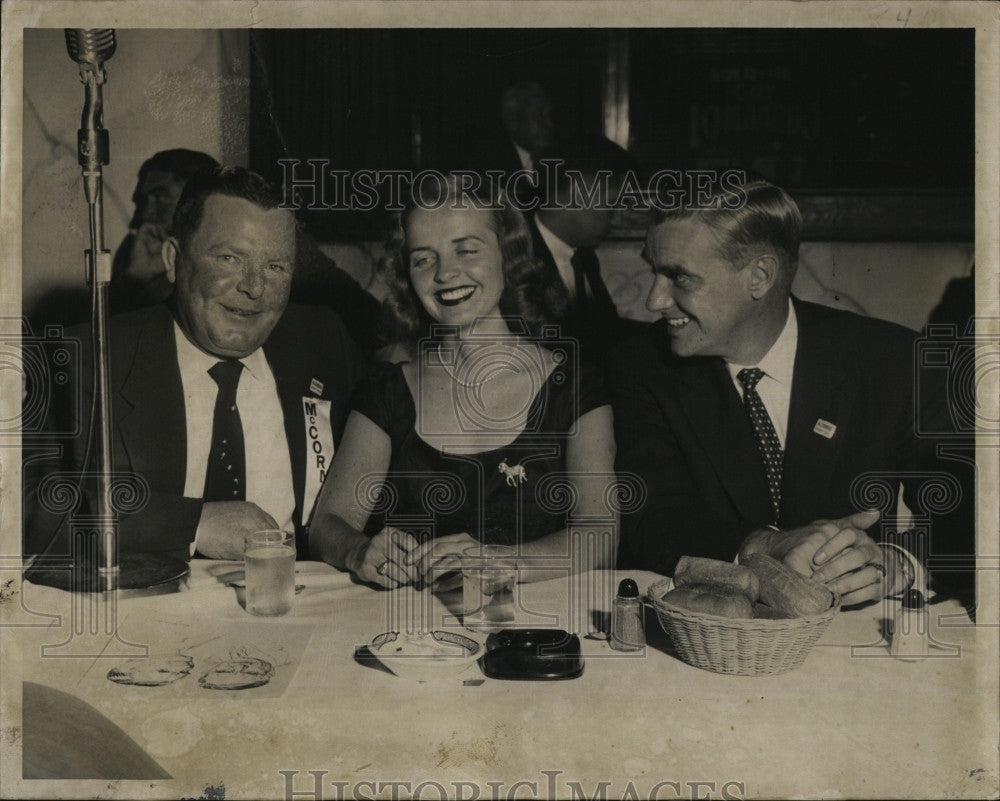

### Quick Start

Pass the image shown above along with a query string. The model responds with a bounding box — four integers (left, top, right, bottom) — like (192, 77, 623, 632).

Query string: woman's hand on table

(352, 526, 421, 588)
(404, 532, 478, 586)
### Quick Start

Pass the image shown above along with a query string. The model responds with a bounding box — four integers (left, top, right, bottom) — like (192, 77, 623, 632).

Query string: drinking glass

(244, 530, 295, 616)
(462, 544, 517, 631)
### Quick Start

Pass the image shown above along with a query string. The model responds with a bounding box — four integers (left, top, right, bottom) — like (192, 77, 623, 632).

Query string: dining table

(2, 559, 996, 800)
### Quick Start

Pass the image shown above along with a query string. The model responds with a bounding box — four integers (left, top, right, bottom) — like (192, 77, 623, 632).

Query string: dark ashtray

(480, 629, 584, 680)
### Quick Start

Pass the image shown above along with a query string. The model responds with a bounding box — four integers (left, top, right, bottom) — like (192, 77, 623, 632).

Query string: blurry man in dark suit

(445, 81, 555, 208)
(499, 81, 555, 172)
(110, 149, 219, 313)
(460, 81, 554, 176)
(531, 135, 638, 363)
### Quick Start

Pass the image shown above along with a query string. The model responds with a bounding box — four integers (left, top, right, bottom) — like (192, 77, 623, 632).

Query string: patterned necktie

(204, 360, 246, 502)
(737, 367, 782, 524)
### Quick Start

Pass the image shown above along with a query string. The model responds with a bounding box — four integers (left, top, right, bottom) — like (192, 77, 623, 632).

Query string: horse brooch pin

(498, 459, 527, 487)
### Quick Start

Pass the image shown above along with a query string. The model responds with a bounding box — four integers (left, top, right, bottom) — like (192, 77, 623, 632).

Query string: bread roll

(661, 584, 754, 618)
(746, 553, 834, 617)
(674, 555, 760, 601)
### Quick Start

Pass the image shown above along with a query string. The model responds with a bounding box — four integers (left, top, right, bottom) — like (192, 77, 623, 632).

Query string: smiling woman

(308, 178, 618, 589)
(379, 178, 568, 348)
(404, 205, 508, 336)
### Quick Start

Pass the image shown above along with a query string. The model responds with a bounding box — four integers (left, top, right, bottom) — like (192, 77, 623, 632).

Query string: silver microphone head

(64, 29, 116, 70)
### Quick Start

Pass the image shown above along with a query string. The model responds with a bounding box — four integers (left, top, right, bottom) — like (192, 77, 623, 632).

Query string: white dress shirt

(174, 323, 295, 541)
(512, 140, 533, 171)
(726, 299, 798, 448)
(535, 216, 580, 298)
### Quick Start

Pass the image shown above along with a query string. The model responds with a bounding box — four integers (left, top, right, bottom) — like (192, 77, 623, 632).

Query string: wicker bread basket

(647, 578, 840, 676)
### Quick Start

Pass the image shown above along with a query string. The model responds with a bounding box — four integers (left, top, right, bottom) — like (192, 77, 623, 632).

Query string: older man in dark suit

(106, 149, 381, 357)
(26, 166, 364, 562)
(611, 180, 973, 605)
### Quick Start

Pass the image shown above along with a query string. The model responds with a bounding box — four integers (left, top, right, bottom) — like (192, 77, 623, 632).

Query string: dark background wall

(247, 28, 974, 241)
(22, 27, 975, 332)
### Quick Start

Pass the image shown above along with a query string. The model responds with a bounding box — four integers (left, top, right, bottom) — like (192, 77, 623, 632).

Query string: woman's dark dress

(353, 358, 608, 545)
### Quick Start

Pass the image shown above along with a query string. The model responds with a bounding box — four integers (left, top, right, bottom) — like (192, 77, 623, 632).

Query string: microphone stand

(72, 38, 117, 593)
(27, 32, 188, 644)
(38, 31, 189, 603)
(24, 32, 142, 658)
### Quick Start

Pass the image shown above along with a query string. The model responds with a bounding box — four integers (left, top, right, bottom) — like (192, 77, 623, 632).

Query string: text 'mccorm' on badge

(302, 396, 334, 519)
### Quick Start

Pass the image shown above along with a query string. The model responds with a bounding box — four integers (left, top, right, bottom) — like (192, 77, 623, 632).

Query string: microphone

(64, 29, 116, 195)
(64, 29, 116, 74)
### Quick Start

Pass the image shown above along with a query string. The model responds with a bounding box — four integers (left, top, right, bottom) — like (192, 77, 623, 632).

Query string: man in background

(110, 148, 219, 313)
(531, 135, 638, 364)
(448, 81, 555, 207)
(465, 80, 555, 175)
(499, 81, 555, 173)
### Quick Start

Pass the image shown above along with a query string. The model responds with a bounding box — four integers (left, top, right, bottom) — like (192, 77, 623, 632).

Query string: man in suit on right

(612, 180, 974, 606)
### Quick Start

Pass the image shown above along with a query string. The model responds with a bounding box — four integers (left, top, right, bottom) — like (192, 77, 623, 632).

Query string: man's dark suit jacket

(24, 302, 364, 560)
(528, 217, 625, 362)
(611, 297, 974, 595)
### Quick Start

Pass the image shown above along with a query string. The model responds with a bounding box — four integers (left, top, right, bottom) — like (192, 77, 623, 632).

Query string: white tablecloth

(2, 561, 996, 799)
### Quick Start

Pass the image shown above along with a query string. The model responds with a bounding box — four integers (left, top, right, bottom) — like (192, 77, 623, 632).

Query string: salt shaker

(890, 588, 929, 662)
(611, 578, 645, 652)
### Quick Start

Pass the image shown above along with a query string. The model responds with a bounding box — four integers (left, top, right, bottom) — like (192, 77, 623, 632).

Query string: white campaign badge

(813, 418, 837, 439)
(302, 397, 335, 522)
